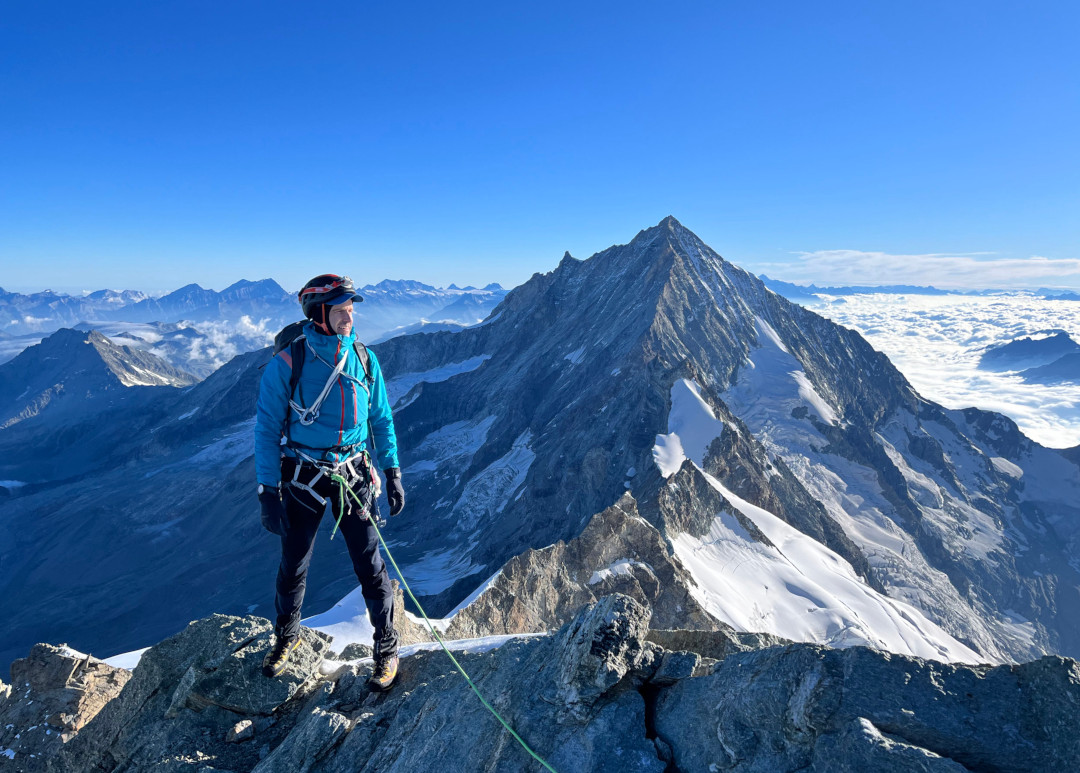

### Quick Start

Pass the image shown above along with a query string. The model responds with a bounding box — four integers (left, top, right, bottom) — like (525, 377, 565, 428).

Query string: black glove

(259, 486, 288, 536)
(384, 468, 405, 516)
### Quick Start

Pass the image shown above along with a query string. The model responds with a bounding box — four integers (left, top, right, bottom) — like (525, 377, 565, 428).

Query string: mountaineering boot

(263, 635, 300, 677)
(369, 654, 399, 692)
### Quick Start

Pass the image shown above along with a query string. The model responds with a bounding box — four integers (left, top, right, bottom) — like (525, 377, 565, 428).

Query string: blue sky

(2, 1, 1077, 294)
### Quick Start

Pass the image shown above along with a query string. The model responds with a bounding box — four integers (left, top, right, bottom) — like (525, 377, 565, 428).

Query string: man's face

(328, 301, 354, 336)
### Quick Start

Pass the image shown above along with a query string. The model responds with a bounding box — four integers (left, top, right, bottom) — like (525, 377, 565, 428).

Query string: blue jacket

(254, 322, 400, 486)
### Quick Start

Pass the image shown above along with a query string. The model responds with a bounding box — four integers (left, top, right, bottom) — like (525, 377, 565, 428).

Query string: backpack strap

(288, 336, 307, 402)
(354, 338, 375, 399)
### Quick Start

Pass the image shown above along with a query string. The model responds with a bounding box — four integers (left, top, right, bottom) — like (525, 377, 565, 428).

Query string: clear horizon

(2, 2, 1077, 293)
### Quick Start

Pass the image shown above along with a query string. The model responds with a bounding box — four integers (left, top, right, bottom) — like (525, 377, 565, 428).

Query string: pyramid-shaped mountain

(375, 217, 1080, 663)
(377, 217, 896, 590)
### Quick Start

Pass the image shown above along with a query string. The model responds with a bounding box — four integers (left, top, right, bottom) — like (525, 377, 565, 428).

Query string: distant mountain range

(0, 279, 508, 375)
(760, 276, 1080, 302)
(979, 331, 1080, 384)
(0, 278, 506, 337)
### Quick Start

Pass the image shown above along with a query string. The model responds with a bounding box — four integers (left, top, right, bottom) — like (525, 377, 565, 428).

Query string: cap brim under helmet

(324, 291, 364, 305)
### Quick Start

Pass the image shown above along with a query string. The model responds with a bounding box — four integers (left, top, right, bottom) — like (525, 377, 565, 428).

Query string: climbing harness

(330, 474, 560, 773)
(284, 448, 382, 538)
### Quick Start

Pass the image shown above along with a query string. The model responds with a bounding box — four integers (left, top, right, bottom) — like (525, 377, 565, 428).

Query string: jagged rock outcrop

(50, 615, 331, 773)
(443, 492, 719, 639)
(655, 644, 1080, 772)
(0, 645, 129, 763)
(1, 596, 1075, 772)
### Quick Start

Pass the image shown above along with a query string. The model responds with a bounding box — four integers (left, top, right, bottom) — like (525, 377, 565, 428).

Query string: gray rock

(12, 597, 1079, 773)
(550, 594, 653, 710)
(250, 706, 350, 773)
(653, 643, 1080, 773)
(307, 593, 668, 773)
(0, 643, 129, 770)
(336, 643, 373, 661)
(444, 493, 720, 640)
(646, 627, 792, 662)
(649, 650, 699, 686)
(813, 718, 971, 772)
(226, 720, 254, 744)
(51, 615, 331, 773)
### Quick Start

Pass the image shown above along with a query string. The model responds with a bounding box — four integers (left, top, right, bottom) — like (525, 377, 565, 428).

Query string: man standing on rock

(254, 274, 405, 690)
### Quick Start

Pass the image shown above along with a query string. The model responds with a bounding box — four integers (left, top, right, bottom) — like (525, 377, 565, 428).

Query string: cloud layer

(807, 294, 1080, 448)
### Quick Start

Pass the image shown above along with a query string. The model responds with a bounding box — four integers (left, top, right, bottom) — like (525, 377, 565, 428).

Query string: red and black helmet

(298, 274, 363, 334)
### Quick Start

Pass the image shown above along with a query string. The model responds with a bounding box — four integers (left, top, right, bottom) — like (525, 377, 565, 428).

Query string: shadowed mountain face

(0, 329, 198, 482)
(2, 218, 1078, 671)
(979, 331, 1080, 372)
(0, 328, 196, 425)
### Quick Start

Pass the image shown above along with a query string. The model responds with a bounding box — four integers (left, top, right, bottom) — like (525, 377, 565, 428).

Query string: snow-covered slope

(652, 375, 981, 662)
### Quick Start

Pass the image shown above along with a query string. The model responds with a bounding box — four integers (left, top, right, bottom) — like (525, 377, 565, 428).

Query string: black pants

(274, 459, 399, 658)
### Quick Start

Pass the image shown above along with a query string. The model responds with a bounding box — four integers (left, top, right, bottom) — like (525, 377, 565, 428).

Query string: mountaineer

(254, 273, 405, 690)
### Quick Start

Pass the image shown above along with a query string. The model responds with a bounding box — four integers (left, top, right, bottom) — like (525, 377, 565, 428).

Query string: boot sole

(368, 675, 397, 692)
(368, 666, 398, 692)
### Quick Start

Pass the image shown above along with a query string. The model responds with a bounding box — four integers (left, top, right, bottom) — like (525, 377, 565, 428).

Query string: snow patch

(449, 431, 535, 530)
(187, 418, 255, 468)
(104, 647, 149, 670)
(387, 355, 491, 408)
(721, 317, 839, 428)
(653, 379, 725, 477)
(588, 558, 654, 586)
(403, 546, 484, 596)
(469, 311, 502, 328)
(671, 469, 983, 663)
(564, 346, 586, 365)
(990, 456, 1024, 479)
(408, 415, 496, 475)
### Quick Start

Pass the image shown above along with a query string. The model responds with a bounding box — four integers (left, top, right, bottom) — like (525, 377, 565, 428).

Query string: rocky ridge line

(1, 595, 1077, 772)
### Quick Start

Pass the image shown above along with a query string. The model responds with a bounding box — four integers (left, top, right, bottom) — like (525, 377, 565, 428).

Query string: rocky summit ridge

(2, 594, 1078, 772)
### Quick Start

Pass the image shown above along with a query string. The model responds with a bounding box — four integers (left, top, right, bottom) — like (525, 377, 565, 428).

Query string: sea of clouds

(805, 293, 1080, 449)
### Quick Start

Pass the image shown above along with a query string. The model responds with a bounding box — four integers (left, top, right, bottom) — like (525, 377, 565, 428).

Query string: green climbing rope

(329, 473, 560, 773)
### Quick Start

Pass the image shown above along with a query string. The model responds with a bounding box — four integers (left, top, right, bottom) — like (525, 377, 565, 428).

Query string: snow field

(654, 375, 986, 663)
